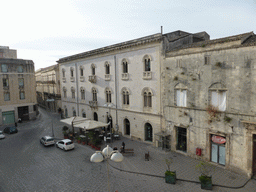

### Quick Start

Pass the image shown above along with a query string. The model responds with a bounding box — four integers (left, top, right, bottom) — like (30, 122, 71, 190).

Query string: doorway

(176, 127, 187, 152)
(145, 123, 153, 142)
(124, 118, 130, 135)
(93, 112, 98, 121)
(253, 135, 256, 175)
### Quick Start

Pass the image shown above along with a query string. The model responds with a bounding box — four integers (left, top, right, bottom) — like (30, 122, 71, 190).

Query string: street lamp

(90, 145, 124, 192)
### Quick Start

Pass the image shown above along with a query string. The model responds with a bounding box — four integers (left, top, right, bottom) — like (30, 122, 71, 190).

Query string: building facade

(57, 31, 208, 145)
(0, 46, 37, 126)
(163, 32, 256, 177)
(35, 64, 61, 112)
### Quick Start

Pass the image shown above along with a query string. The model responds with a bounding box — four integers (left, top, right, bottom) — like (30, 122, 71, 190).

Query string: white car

(40, 136, 55, 146)
(56, 139, 74, 151)
(0, 131, 5, 139)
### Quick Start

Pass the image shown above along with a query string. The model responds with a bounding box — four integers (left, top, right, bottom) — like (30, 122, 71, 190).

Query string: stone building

(57, 30, 208, 145)
(35, 64, 61, 112)
(163, 32, 256, 177)
(0, 46, 37, 126)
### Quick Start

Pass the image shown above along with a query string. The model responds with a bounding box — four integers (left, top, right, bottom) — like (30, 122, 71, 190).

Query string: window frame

(4, 91, 10, 101)
(20, 91, 25, 100)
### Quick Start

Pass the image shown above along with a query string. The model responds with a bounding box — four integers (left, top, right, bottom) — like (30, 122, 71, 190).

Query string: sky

(1, 0, 256, 70)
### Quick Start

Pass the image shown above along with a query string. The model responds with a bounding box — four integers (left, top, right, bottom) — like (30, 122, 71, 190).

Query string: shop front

(211, 135, 226, 165)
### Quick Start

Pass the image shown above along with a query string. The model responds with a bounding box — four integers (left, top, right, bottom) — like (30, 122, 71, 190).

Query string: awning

(74, 120, 109, 130)
(60, 117, 89, 125)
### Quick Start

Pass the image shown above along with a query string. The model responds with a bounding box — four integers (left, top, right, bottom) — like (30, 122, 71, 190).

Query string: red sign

(212, 135, 226, 144)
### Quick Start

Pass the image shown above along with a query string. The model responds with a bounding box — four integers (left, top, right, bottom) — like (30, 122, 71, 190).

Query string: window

(20, 91, 25, 100)
(73, 109, 76, 117)
(17, 66, 23, 73)
(91, 64, 96, 75)
(70, 68, 74, 77)
(1, 64, 8, 72)
(80, 67, 84, 76)
(122, 88, 130, 105)
(18, 78, 24, 88)
(205, 56, 210, 65)
(145, 58, 151, 71)
(71, 87, 75, 99)
(3, 78, 8, 88)
(92, 88, 97, 101)
(122, 59, 128, 73)
(105, 88, 111, 103)
(80, 87, 85, 100)
(4, 92, 10, 101)
(142, 88, 153, 107)
(105, 62, 110, 75)
(63, 87, 67, 98)
(211, 90, 226, 111)
(82, 111, 86, 118)
(62, 69, 65, 77)
(176, 90, 187, 107)
(177, 59, 182, 68)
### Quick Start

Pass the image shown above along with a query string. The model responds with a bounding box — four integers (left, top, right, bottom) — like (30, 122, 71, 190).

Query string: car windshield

(10, 127, 16, 131)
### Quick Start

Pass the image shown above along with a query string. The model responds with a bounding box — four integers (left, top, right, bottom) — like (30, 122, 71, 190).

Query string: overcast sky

(1, 0, 256, 70)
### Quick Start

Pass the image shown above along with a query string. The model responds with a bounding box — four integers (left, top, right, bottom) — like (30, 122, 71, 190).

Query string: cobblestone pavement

(0, 107, 256, 192)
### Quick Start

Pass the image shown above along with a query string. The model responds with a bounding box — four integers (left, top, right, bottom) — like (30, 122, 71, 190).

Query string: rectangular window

(3, 78, 8, 87)
(81, 91, 85, 100)
(80, 68, 83, 76)
(64, 91, 67, 98)
(18, 66, 23, 73)
(72, 91, 75, 99)
(177, 59, 182, 68)
(18, 78, 24, 88)
(4, 92, 10, 101)
(1, 64, 8, 72)
(176, 90, 187, 107)
(20, 91, 25, 100)
(211, 91, 226, 111)
(205, 56, 210, 65)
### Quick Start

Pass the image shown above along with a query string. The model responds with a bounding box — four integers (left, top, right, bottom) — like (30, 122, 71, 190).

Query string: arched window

(94, 112, 98, 121)
(63, 87, 67, 98)
(91, 64, 96, 75)
(62, 69, 66, 78)
(71, 87, 75, 99)
(105, 62, 110, 75)
(142, 88, 153, 107)
(80, 87, 85, 100)
(82, 110, 86, 118)
(80, 66, 84, 77)
(92, 87, 97, 101)
(105, 87, 112, 103)
(122, 59, 128, 73)
(72, 108, 76, 117)
(70, 67, 74, 77)
(145, 123, 153, 142)
(121, 87, 130, 105)
(143, 55, 152, 72)
(64, 106, 68, 117)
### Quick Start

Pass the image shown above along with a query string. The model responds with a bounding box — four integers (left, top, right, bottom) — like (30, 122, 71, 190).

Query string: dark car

(3, 126, 18, 134)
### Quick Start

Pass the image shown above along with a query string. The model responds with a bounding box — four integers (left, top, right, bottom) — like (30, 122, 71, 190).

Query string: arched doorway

(93, 112, 98, 121)
(145, 123, 153, 142)
(124, 118, 130, 135)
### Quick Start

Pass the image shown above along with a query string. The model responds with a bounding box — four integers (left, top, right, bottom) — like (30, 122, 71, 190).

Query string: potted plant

(81, 137, 86, 145)
(195, 161, 214, 190)
(76, 137, 81, 144)
(62, 126, 69, 139)
(164, 158, 176, 184)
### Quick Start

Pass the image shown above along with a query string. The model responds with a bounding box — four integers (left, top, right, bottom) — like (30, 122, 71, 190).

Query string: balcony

(62, 77, 66, 82)
(105, 74, 111, 81)
(70, 77, 75, 82)
(121, 73, 129, 80)
(80, 76, 85, 82)
(89, 101, 98, 108)
(142, 71, 152, 80)
(89, 75, 97, 83)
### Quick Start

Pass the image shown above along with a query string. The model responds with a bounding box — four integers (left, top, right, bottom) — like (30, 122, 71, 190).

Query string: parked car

(0, 131, 5, 139)
(40, 136, 55, 146)
(3, 126, 18, 134)
(56, 139, 74, 151)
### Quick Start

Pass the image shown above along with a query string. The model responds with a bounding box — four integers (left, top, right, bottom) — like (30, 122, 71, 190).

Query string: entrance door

(253, 135, 256, 175)
(211, 143, 218, 163)
(145, 123, 153, 142)
(211, 143, 226, 165)
(124, 118, 130, 135)
(93, 112, 98, 121)
(176, 127, 187, 152)
(2, 111, 15, 125)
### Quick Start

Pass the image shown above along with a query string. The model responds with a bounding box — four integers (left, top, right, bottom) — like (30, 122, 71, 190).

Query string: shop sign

(212, 135, 226, 144)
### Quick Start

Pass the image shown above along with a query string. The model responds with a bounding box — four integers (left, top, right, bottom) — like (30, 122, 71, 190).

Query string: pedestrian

(122, 141, 125, 153)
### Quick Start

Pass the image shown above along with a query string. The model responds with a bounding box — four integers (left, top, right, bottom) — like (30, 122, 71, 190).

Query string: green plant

(165, 158, 173, 171)
(224, 115, 232, 123)
(206, 105, 220, 123)
(76, 137, 81, 141)
(173, 76, 178, 81)
(62, 126, 69, 132)
(201, 44, 206, 47)
(199, 175, 211, 183)
(181, 72, 185, 75)
(165, 170, 176, 176)
(195, 161, 214, 177)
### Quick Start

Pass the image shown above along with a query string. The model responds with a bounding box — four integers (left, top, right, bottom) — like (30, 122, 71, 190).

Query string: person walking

(122, 142, 125, 153)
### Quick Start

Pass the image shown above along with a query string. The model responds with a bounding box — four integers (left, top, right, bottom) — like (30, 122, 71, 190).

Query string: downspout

(75, 63, 79, 116)
(114, 55, 118, 132)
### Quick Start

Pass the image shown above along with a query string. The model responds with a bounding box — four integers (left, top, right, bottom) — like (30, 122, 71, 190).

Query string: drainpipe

(75, 63, 79, 116)
(114, 55, 118, 132)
